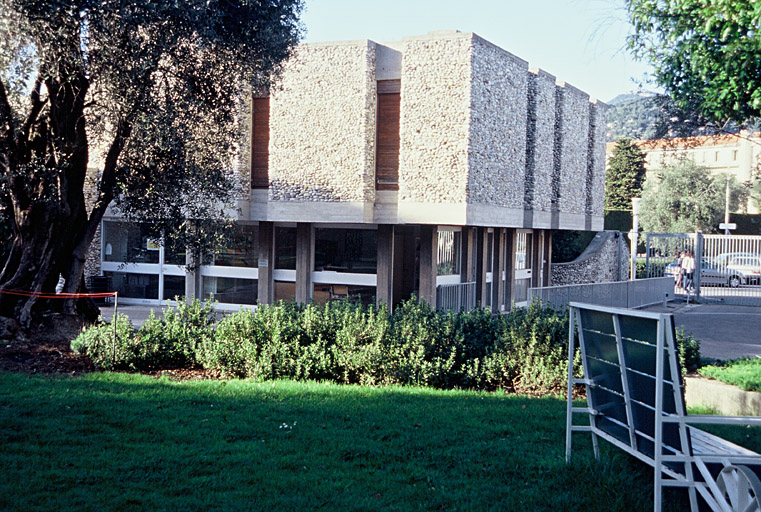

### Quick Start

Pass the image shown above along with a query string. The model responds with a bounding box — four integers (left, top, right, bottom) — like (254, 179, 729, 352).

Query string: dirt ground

(0, 314, 215, 380)
(0, 314, 94, 374)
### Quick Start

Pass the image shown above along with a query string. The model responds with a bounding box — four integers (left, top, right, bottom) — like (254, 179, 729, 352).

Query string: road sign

(719, 223, 737, 230)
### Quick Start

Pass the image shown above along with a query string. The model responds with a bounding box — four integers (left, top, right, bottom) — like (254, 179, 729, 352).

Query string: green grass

(698, 357, 761, 391)
(1, 372, 750, 511)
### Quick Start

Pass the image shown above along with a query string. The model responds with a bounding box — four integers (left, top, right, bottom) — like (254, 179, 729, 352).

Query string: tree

(639, 160, 747, 234)
(605, 138, 646, 210)
(626, 0, 761, 126)
(0, 1, 303, 327)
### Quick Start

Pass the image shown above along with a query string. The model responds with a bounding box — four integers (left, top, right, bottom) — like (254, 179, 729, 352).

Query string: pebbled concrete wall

(551, 230, 629, 285)
(268, 41, 377, 203)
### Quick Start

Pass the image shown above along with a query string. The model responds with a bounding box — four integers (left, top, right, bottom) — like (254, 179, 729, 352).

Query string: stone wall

(467, 35, 527, 209)
(253, 30, 607, 230)
(525, 68, 556, 215)
(554, 83, 590, 219)
(551, 230, 629, 286)
(268, 41, 377, 203)
(398, 32, 471, 204)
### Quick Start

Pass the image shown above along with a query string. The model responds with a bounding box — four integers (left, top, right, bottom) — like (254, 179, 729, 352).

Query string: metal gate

(644, 232, 761, 306)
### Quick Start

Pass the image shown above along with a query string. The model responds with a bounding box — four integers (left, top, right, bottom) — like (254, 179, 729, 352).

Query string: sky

(300, 0, 657, 103)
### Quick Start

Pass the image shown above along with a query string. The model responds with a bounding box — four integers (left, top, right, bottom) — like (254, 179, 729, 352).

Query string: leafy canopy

(626, 0, 761, 125)
(605, 137, 646, 210)
(639, 159, 747, 233)
(0, 0, 303, 256)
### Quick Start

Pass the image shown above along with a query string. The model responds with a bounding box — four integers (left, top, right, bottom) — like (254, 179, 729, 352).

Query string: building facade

(606, 132, 761, 214)
(97, 30, 607, 312)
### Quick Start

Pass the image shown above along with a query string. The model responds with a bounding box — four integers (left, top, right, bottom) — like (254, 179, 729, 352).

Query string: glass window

(211, 225, 258, 267)
(436, 230, 461, 276)
(275, 227, 296, 269)
(103, 221, 159, 264)
(203, 277, 258, 305)
(163, 276, 186, 301)
(105, 271, 159, 299)
(165, 241, 187, 266)
(314, 229, 377, 274)
(515, 232, 532, 270)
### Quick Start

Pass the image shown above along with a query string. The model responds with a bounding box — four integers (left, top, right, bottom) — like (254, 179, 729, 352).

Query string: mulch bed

(0, 314, 216, 380)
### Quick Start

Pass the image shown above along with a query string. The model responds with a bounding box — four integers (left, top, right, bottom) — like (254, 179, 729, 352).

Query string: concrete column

(419, 225, 437, 308)
(257, 221, 275, 305)
(475, 228, 487, 307)
(504, 229, 517, 309)
(462, 227, 474, 283)
(295, 222, 313, 304)
(531, 230, 543, 288)
(376, 224, 394, 310)
(543, 230, 552, 287)
(491, 228, 506, 312)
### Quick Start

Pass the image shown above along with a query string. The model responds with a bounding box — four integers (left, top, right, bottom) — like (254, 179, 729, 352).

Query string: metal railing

(436, 281, 477, 312)
(528, 277, 674, 311)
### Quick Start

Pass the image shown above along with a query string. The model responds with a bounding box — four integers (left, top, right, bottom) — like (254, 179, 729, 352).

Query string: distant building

(606, 132, 761, 213)
(94, 30, 607, 311)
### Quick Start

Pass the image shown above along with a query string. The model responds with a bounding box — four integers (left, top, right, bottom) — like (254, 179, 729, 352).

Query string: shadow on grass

(0, 372, 688, 511)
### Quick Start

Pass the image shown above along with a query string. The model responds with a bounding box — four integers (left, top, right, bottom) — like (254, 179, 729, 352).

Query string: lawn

(699, 357, 761, 391)
(1, 372, 755, 511)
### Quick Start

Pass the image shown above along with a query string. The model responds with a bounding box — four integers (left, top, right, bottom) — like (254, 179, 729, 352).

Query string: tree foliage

(605, 138, 646, 210)
(639, 160, 747, 234)
(626, 0, 761, 126)
(0, 0, 303, 326)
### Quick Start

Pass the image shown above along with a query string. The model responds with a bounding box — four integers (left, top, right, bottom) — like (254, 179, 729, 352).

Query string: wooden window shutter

(251, 97, 270, 189)
(376, 80, 400, 190)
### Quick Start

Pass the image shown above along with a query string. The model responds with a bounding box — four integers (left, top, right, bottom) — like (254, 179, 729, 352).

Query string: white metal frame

(566, 302, 761, 512)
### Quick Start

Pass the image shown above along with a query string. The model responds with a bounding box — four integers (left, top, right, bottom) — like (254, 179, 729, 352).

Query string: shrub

(481, 300, 571, 394)
(153, 297, 217, 366)
(71, 313, 136, 370)
(676, 328, 701, 374)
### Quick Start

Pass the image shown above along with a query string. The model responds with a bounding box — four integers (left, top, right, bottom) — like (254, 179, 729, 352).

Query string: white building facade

(97, 30, 607, 311)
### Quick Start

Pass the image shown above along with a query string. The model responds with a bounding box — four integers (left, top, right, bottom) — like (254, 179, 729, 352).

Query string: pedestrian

(682, 251, 696, 292)
(675, 251, 685, 289)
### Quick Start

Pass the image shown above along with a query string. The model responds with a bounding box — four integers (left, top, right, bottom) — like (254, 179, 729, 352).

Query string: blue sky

(300, 0, 656, 103)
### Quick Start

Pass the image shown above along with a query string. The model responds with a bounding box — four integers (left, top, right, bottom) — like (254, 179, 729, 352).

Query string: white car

(726, 256, 761, 285)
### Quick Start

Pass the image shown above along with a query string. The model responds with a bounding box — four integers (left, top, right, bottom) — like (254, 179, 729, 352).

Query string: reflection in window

(210, 225, 258, 267)
(515, 232, 532, 270)
(105, 271, 159, 299)
(103, 222, 159, 264)
(275, 227, 296, 269)
(437, 230, 461, 276)
(312, 283, 376, 306)
(163, 276, 186, 300)
(203, 277, 257, 305)
(314, 229, 377, 274)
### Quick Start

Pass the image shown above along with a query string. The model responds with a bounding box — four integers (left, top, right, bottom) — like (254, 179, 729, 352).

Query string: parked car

(726, 255, 761, 285)
(665, 258, 745, 288)
(715, 252, 761, 266)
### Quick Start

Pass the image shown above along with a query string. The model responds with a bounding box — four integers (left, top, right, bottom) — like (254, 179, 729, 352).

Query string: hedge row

(71, 298, 700, 394)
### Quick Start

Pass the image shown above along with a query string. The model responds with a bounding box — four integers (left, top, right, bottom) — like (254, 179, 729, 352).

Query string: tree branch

(19, 75, 47, 151)
(0, 79, 14, 151)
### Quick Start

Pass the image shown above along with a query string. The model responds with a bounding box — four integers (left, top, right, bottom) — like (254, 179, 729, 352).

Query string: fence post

(112, 291, 118, 367)
(694, 230, 703, 300)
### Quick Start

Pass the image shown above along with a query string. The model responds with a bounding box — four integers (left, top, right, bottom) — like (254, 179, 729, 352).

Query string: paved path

(641, 302, 761, 361)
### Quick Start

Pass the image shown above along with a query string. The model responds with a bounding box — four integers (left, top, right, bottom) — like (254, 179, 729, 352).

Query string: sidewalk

(641, 301, 761, 360)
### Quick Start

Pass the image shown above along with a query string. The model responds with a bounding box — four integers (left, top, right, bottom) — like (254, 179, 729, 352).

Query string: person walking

(675, 251, 685, 289)
(681, 251, 696, 292)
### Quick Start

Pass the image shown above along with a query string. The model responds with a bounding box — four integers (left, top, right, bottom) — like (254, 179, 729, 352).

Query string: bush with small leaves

(71, 313, 136, 370)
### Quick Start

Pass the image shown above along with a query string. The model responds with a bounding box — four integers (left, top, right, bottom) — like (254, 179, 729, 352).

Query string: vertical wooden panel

(251, 97, 270, 189)
(376, 92, 400, 190)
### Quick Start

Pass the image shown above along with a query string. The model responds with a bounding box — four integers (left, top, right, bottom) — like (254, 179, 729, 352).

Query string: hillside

(605, 92, 661, 141)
